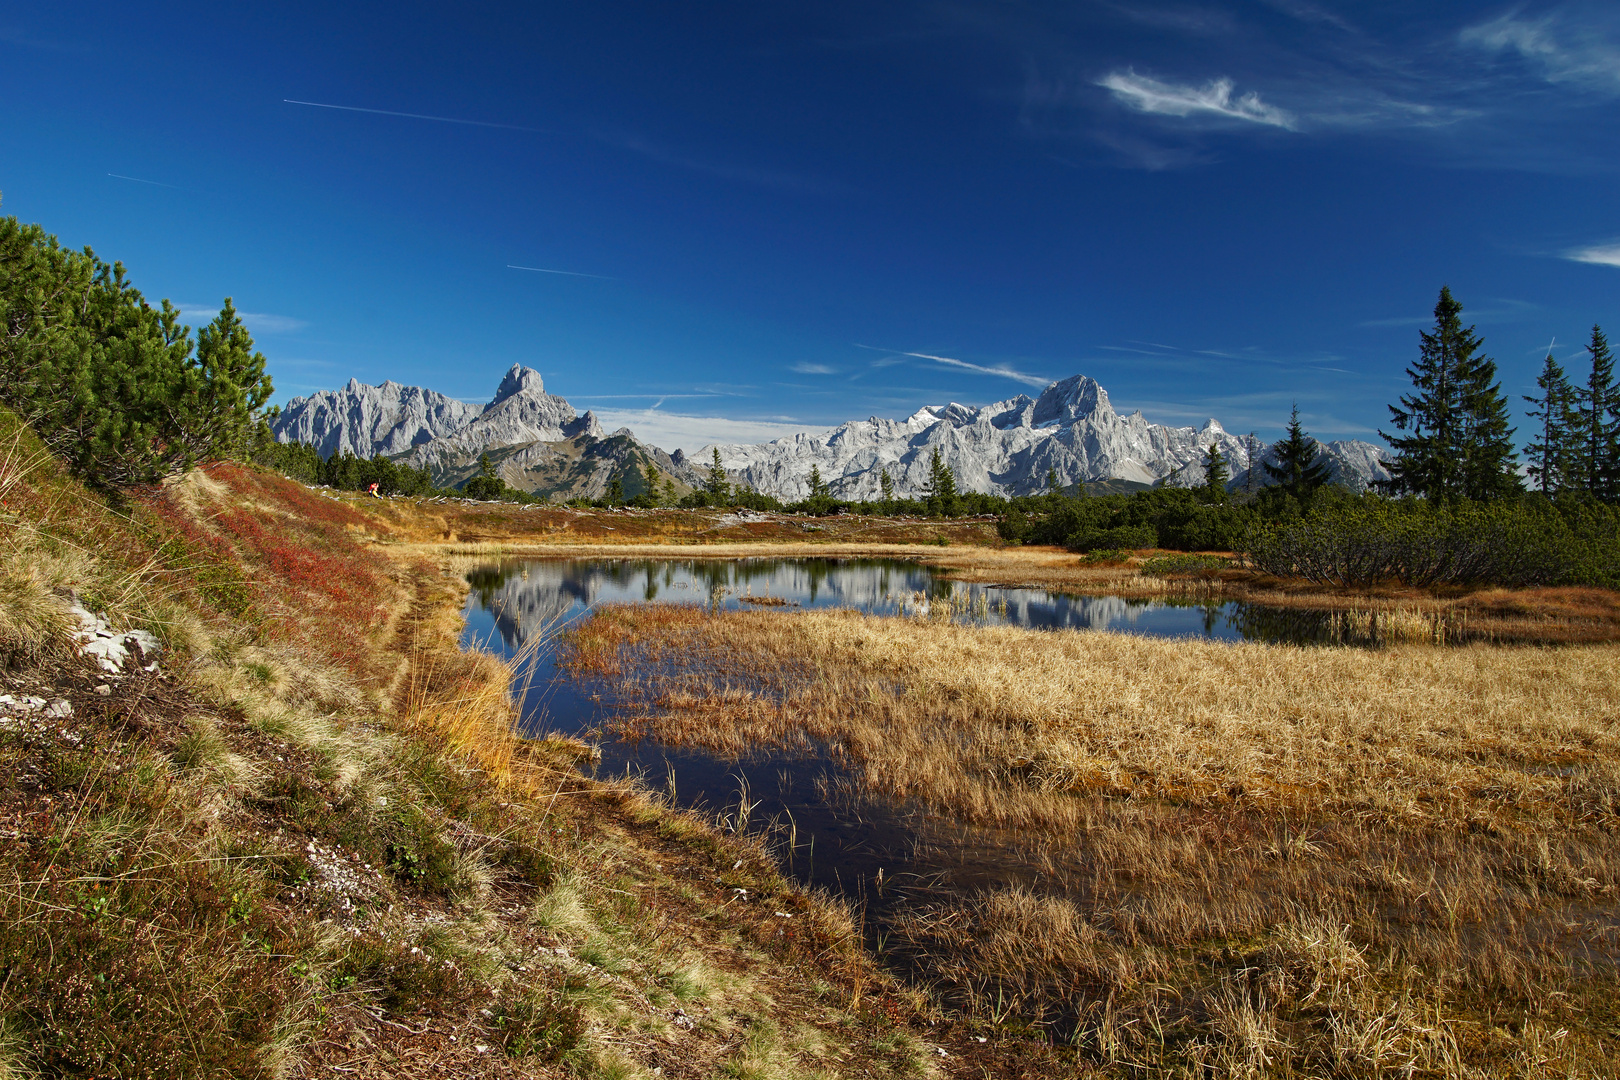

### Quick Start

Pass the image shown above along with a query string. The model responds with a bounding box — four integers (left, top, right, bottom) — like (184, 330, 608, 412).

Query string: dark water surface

(458, 557, 1396, 915)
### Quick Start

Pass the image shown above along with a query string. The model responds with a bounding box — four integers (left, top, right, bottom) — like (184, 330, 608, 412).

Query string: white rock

(67, 605, 163, 673)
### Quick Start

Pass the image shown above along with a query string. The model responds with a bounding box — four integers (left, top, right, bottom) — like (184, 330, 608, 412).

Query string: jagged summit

(273, 367, 1389, 502)
(272, 379, 482, 459)
(490, 364, 545, 404)
(1031, 374, 1109, 428)
(270, 367, 688, 500)
(708, 374, 1390, 500)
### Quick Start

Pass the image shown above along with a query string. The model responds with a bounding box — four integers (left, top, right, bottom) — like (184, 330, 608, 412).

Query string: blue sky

(3, 1, 1618, 453)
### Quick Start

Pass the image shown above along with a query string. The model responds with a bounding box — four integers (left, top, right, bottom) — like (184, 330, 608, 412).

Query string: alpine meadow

(5, 2, 1620, 1078)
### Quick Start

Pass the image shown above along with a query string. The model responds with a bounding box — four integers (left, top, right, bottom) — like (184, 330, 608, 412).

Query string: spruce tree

(1574, 325, 1619, 500)
(1523, 350, 1577, 496)
(1381, 287, 1519, 502)
(606, 474, 624, 504)
(924, 447, 958, 516)
(1202, 441, 1229, 499)
(808, 464, 828, 500)
(1456, 333, 1521, 501)
(1263, 405, 1331, 497)
(706, 447, 729, 503)
(878, 468, 894, 504)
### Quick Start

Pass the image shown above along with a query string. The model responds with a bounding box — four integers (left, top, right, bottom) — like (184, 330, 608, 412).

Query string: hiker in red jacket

(367, 482, 381, 498)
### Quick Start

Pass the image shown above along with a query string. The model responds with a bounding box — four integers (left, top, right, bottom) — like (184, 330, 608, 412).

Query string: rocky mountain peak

(490, 365, 545, 406)
(1031, 374, 1110, 428)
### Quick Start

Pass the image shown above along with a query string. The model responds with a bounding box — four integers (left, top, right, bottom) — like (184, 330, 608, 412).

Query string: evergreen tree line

(251, 440, 443, 496)
(1, 214, 273, 486)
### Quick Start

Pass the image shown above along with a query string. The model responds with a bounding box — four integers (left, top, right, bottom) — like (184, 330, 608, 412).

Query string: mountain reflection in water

(460, 557, 1446, 929)
(463, 556, 1272, 650)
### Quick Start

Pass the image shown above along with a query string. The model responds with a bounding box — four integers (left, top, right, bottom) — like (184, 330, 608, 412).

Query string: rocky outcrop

(706, 374, 1389, 499)
(270, 379, 482, 459)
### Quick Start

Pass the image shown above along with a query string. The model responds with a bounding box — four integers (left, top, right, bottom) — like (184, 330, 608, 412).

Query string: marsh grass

(564, 603, 1620, 1074)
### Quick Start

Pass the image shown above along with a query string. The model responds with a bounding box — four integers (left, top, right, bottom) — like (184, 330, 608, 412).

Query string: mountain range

(270, 368, 1391, 499)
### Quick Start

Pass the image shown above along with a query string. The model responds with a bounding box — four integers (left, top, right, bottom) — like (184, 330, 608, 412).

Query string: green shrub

(1, 217, 272, 487)
(1142, 553, 1231, 575)
(1242, 496, 1620, 588)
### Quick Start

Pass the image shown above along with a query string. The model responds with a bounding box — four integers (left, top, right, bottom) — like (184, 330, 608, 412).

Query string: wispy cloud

(1565, 241, 1620, 267)
(1257, 0, 1356, 33)
(178, 306, 308, 334)
(1098, 69, 1297, 128)
(508, 264, 616, 280)
(855, 345, 1051, 388)
(791, 362, 837, 375)
(1460, 10, 1620, 93)
(587, 408, 824, 455)
(284, 98, 541, 131)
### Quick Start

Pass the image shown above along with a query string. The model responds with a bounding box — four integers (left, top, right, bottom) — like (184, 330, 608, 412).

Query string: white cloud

(588, 408, 825, 455)
(856, 345, 1051, 388)
(179, 307, 308, 334)
(791, 362, 837, 375)
(1460, 12, 1620, 92)
(1098, 69, 1297, 129)
(1566, 242, 1620, 267)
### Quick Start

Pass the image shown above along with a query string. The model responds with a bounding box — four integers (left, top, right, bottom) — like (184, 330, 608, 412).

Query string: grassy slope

(0, 415, 963, 1080)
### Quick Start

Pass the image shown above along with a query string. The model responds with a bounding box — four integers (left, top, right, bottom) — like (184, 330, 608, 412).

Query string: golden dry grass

(565, 603, 1620, 1075)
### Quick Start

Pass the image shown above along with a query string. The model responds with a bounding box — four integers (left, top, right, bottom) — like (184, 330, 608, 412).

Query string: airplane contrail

(508, 264, 616, 280)
(284, 99, 540, 132)
(107, 173, 184, 189)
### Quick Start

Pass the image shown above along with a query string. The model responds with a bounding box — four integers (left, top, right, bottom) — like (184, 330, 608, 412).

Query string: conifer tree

(924, 447, 958, 516)
(1574, 325, 1618, 500)
(607, 474, 624, 504)
(1046, 467, 1062, 495)
(1, 217, 274, 486)
(808, 464, 829, 500)
(1264, 405, 1331, 497)
(878, 467, 894, 504)
(1381, 287, 1519, 502)
(1202, 441, 1229, 499)
(176, 299, 273, 463)
(1523, 350, 1577, 496)
(1457, 333, 1521, 501)
(705, 447, 729, 503)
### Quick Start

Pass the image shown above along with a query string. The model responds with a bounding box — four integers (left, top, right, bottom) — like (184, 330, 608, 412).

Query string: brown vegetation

(565, 602, 1620, 1076)
(0, 417, 953, 1079)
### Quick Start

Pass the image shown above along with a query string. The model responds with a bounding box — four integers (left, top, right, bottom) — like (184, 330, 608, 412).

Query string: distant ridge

(706, 374, 1391, 499)
(270, 367, 696, 501)
(273, 368, 1390, 500)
